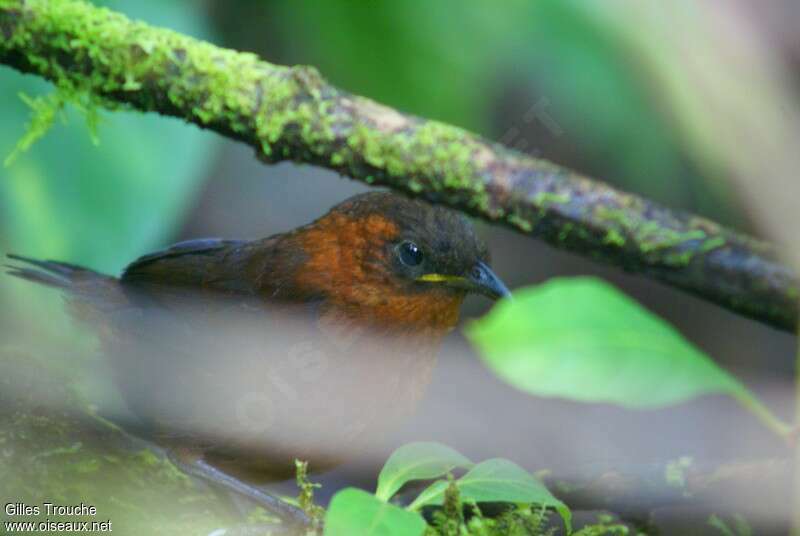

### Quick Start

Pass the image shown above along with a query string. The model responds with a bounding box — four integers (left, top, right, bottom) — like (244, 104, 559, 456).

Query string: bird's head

(286, 192, 510, 336)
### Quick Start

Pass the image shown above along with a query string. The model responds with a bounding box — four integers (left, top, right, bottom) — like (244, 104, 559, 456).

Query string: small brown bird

(7, 191, 509, 525)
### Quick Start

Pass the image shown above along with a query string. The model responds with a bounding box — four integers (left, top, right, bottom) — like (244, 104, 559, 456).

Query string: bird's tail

(5, 254, 102, 289)
(5, 254, 124, 320)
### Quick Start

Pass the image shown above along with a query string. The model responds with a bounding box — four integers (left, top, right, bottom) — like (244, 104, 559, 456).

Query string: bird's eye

(398, 241, 423, 266)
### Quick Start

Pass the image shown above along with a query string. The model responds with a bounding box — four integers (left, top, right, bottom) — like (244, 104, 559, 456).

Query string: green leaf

(468, 277, 747, 407)
(409, 458, 571, 532)
(375, 442, 473, 502)
(466, 277, 789, 436)
(325, 488, 426, 536)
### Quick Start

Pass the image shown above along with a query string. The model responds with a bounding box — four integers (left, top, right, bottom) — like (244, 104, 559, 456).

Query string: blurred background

(2, 1, 800, 533)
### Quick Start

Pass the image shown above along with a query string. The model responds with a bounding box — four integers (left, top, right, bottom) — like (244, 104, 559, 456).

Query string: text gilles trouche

(5, 503, 112, 532)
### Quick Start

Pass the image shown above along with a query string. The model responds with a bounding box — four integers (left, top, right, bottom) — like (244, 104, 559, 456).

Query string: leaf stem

(731, 390, 792, 439)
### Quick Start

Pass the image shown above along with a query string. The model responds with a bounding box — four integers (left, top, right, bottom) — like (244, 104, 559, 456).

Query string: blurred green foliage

(468, 278, 789, 436)
(467, 278, 745, 408)
(1, 0, 216, 270)
(0, 0, 219, 340)
(268, 0, 731, 216)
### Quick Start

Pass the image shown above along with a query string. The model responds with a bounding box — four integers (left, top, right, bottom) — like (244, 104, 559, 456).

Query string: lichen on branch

(0, 0, 797, 330)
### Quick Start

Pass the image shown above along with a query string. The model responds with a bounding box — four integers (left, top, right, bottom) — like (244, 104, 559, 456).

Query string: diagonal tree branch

(1, 0, 797, 331)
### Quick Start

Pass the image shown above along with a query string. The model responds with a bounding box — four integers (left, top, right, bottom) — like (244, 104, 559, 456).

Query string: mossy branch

(0, 0, 797, 331)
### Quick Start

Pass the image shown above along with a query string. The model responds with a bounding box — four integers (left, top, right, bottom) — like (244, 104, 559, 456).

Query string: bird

(6, 191, 510, 526)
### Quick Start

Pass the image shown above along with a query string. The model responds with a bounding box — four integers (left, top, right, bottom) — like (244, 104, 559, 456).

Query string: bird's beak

(416, 261, 511, 301)
(466, 261, 511, 300)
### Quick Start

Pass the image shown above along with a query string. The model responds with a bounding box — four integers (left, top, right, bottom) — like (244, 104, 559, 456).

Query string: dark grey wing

(120, 237, 262, 298)
(123, 238, 246, 275)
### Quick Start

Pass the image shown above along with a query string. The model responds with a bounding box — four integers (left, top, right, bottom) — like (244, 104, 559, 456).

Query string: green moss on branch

(0, 0, 797, 330)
